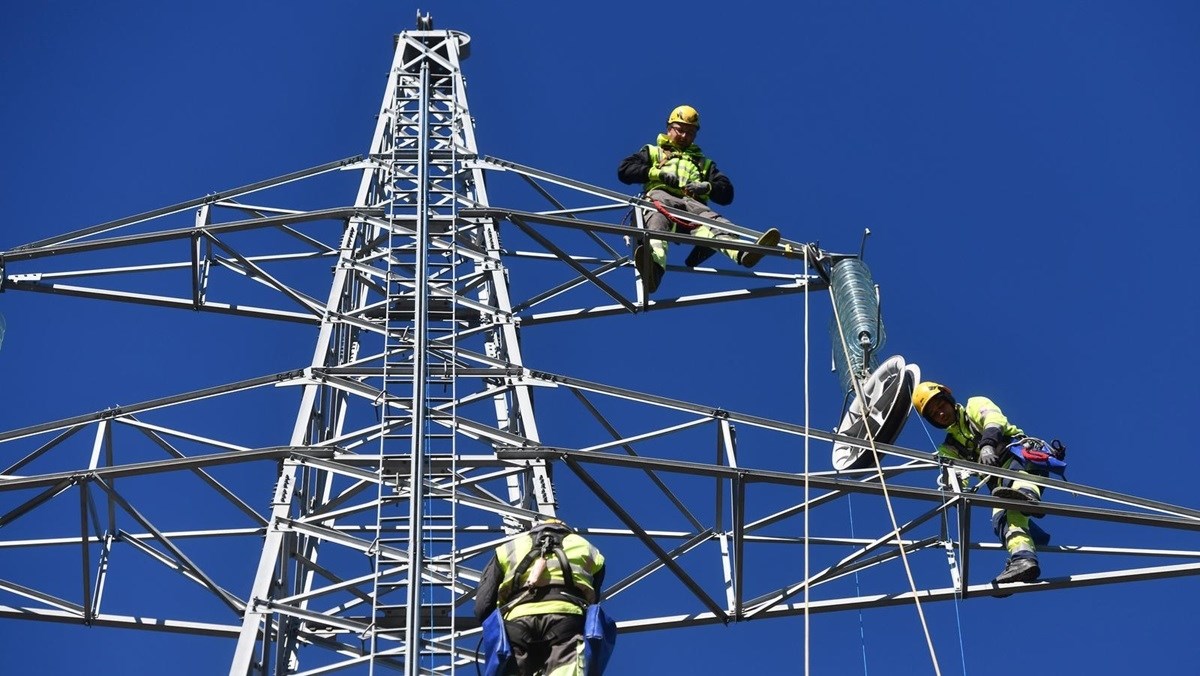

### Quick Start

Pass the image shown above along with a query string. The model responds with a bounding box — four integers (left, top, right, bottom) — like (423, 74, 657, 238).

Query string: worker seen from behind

(617, 104, 781, 294)
(475, 519, 607, 675)
(913, 381, 1055, 586)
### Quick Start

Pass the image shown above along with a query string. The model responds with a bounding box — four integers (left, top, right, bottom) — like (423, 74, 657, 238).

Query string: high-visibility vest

(644, 136, 714, 202)
(495, 524, 604, 619)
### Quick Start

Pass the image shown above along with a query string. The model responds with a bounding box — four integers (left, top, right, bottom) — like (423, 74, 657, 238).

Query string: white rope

(828, 266, 942, 676)
(803, 249, 811, 676)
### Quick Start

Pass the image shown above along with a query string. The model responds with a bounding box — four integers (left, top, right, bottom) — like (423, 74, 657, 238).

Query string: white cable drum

(832, 355, 920, 470)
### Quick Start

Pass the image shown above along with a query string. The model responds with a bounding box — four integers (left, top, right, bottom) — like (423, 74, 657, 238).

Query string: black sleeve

(705, 162, 734, 206)
(592, 563, 606, 602)
(474, 554, 501, 623)
(979, 426, 1003, 449)
(617, 147, 652, 185)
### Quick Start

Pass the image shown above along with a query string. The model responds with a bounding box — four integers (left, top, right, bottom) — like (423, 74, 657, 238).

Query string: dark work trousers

(642, 189, 739, 268)
(504, 612, 586, 676)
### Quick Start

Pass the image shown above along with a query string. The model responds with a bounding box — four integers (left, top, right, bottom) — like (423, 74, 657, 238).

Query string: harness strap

(520, 585, 587, 605)
(943, 434, 970, 458)
(651, 200, 700, 231)
(506, 526, 585, 610)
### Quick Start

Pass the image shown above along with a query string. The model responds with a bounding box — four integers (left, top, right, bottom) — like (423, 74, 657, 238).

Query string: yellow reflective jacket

(937, 396, 1024, 461)
(644, 135, 714, 202)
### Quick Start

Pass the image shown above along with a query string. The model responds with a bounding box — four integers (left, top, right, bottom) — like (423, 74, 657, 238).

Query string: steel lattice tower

(3, 20, 1200, 676)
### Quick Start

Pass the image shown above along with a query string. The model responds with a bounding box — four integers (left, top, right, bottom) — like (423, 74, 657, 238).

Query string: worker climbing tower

(4, 15, 1200, 676)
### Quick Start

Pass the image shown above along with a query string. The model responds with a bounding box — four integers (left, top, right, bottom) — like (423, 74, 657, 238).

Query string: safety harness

(651, 200, 701, 231)
(504, 523, 588, 610)
(646, 143, 713, 200)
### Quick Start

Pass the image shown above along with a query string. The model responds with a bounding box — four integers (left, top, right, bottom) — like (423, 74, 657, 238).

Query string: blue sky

(3, 2, 1200, 674)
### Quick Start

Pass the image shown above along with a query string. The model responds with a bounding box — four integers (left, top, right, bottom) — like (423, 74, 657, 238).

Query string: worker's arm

(705, 162, 734, 206)
(965, 396, 1023, 451)
(935, 435, 972, 490)
(474, 554, 501, 622)
(592, 563, 606, 603)
(617, 147, 652, 185)
(936, 436, 962, 461)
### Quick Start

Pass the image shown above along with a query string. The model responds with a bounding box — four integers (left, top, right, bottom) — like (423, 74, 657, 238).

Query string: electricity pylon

(3, 18, 1200, 676)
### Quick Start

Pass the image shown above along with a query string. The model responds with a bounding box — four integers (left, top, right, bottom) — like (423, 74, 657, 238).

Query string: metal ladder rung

(373, 140, 461, 641)
(372, 605, 458, 630)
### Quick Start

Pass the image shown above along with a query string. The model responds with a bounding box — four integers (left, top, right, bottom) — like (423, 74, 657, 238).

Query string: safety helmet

(912, 381, 954, 418)
(667, 105, 700, 129)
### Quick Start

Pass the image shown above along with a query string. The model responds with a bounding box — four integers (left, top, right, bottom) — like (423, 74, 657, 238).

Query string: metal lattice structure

(3, 21, 1200, 675)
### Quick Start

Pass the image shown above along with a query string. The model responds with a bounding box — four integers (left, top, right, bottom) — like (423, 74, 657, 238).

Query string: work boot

(738, 228, 781, 268)
(634, 244, 665, 294)
(994, 553, 1040, 585)
(992, 486, 1045, 518)
(684, 245, 715, 268)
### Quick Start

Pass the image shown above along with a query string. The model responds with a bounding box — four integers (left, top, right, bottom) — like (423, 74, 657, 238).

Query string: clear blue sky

(3, 2, 1200, 674)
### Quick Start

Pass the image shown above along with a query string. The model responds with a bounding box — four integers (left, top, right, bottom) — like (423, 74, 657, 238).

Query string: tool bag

(583, 603, 618, 675)
(1006, 437, 1068, 478)
(480, 606, 511, 676)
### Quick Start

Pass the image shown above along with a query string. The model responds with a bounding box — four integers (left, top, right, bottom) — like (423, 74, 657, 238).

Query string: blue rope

(845, 492, 870, 675)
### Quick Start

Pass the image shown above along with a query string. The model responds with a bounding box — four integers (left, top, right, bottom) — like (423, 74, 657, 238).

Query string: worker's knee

(992, 509, 1030, 540)
(644, 213, 674, 233)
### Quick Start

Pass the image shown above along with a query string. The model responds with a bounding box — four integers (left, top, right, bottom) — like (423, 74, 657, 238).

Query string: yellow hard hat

(912, 381, 953, 417)
(667, 105, 700, 129)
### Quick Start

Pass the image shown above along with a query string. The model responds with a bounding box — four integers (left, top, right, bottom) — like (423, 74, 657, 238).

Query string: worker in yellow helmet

(913, 381, 1045, 586)
(617, 105, 781, 294)
(475, 519, 608, 675)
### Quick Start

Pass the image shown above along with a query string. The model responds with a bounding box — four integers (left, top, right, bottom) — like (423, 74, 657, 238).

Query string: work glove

(683, 181, 711, 197)
(977, 444, 1000, 467)
(649, 167, 680, 188)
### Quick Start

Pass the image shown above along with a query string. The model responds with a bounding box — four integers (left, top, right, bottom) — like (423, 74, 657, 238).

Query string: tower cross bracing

(2, 22, 1200, 676)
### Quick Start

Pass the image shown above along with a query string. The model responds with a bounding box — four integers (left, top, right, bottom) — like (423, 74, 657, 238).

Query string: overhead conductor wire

(829, 266, 943, 676)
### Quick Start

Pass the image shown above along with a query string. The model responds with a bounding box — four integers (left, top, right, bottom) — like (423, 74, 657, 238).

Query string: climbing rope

(829, 280, 943, 676)
(803, 251, 811, 676)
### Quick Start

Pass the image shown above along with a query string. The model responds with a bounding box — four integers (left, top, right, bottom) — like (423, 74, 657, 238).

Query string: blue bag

(480, 608, 511, 676)
(1007, 438, 1067, 478)
(582, 604, 617, 675)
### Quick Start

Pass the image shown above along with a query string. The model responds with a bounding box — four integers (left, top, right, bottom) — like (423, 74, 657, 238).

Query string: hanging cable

(803, 249, 811, 676)
(829, 263, 942, 676)
(846, 495, 871, 675)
